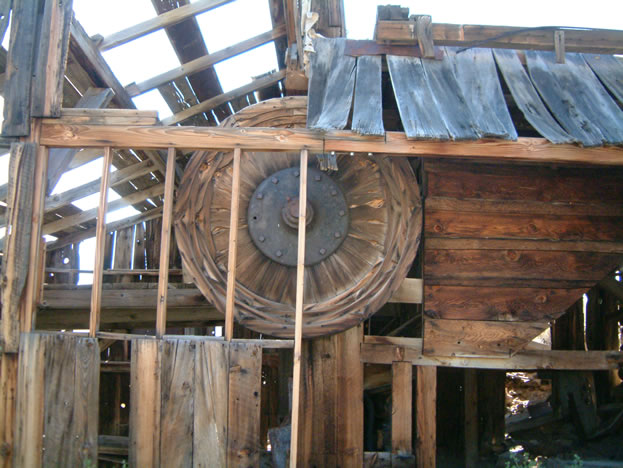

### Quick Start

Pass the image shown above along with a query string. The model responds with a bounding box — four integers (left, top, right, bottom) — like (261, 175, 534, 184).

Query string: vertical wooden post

(89, 147, 113, 337)
(392, 361, 413, 457)
(224, 147, 242, 342)
(22, 140, 48, 332)
(416, 366, 436, 468)
(464, 369, 478, 468)
(289, 148, 308, 468)
(156, 148, 176, 337)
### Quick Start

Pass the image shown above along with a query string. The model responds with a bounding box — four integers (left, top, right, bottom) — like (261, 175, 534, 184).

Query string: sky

(2, 0, 622, 283)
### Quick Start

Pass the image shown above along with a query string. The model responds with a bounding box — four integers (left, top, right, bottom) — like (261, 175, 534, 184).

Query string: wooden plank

(446, 47, 517, 139)
(1, 0, 41, 136)
(584, 53, 623, 103)
(1, 143, 36, 352)
(89, 147, 113, 337)
(352, 56, 384, 136)
(290, 148, 308, 468)
(364, 451, 392, 468)
(72, 338, 99, 467)
(44, 108, 159, 125)
(422, 319, 548, 357)
(31, 0, 74, 118)
(161, 70, 285, 125)
(0, 354, 18, 468)
(464, 369, 478, 467)
(336, 325, 364, 466)
(21, 140, 48, 334)
(375, 21, 623, 54)
(228, 342, 262, 467)
(387, 55, 449, 140)
(224, 148, 241, 341)
(156, 148, 176, 337)
(389, 278, 422, 304)
(392, 361, 412, 455)
(415, 366, 436, 468)
(127, 24, 287, 97)
(45, 159, 155, 214)
(344, 40, 443, 58)
(360, 339, 623, 370)
(14, 333, 47, 468)
(307, 37, 356, 130)
(493, 49, 574, 144)
(42, 334, 76, 467)
(38, 123, 623, 165)
(420, 51, 481, 140)
(129, 339, 162, 468)
(424, 285, 586, 322)
(525, 51, 605, 146)
(425, 249, 622, 283)
(46, 206, 163, 251)
(193, 340, 228, 468)
(425, 210, 623, 242)
(43, 183, 165, 235)
(160, 339, 195, 468)
(46, 88, 115, 195)
(100, 0, 233, 50)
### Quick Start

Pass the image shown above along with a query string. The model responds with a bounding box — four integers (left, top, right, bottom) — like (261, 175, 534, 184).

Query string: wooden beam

(43, 108, 159, 126)
(161, 70, 286, 125)
(155, 148, 176, 338)
(392, 361, 412, 457)
(44, 159, 155, 214)
(45, 206, 162, 251)
(361, 337, 623, 370)
(375, 21, 623, 55)
(416, 366, 436, 468)
(42, 183, 165, 235)
(99, 0, 234, 51)
(224, 148, 241, 341)
(39, 123, 623, 166)
(290, 148, 308, 468)
(89, 147, 113, 337)
(126, 25, 287, 97)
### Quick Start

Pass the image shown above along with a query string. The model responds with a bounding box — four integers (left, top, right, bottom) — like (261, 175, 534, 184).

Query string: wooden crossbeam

(42, 183, 164, 235)
(44, 159, 155, 214)
(126, 25, 287, 97)
(99, 0, 234, 51)
(161, 70, 286, 125)
(43, 108, 159, 126)
(224, 148, 241, 341)
(40, 123, 623, 166)
(361, 336, 623, 370)
(375, 21, 623, 54)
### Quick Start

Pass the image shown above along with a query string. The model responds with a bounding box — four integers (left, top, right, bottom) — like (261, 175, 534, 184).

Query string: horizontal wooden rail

(376, 21, 623, 54)
(40, 123, 623, 165)
(361, 336, 623, 370)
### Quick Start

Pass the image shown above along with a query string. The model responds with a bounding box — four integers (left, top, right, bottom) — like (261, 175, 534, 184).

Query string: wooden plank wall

(422, 159, 623, 357)
(130, 337, 262, 467)
(13, 332, 99, 467)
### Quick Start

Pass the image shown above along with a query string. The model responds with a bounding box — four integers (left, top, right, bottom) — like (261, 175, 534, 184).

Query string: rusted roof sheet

(307, 38, 623, 146)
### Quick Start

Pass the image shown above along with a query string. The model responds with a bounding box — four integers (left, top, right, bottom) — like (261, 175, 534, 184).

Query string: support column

(416, 366, 436, 468)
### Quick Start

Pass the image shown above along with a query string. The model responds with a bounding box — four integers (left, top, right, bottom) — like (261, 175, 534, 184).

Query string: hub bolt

(331, 190, 337, 196)
(294, 170, 300, 177)
(276, 250, 283, 257)
(314, 175, 321, 182)
(319, 248, 326, 255)
(272, 177, 279, 184)
(334, 232, 341, 238)
(256, 193, 263, 200)
(259, 236, 265, 242)
(339, 210, 345, 216)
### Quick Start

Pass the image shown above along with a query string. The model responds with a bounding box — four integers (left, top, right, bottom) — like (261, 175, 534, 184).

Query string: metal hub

(248, 167, 349, 266)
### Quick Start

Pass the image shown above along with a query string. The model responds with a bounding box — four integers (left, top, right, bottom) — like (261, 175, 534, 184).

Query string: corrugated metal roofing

(307, 36, 623, 146)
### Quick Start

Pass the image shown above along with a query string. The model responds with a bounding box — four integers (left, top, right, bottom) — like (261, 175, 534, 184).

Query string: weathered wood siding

(13, 333, 99, 467)
(423, 160, 623, 356)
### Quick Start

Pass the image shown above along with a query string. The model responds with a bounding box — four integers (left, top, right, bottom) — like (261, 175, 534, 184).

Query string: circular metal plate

(248, 166, 349, 266)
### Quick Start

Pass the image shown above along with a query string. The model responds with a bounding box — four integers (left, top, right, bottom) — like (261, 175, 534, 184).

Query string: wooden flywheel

(174, 97, 422, 337)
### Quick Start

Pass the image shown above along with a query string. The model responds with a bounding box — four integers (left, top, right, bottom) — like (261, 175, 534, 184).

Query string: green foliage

(504, 452, 539, 468)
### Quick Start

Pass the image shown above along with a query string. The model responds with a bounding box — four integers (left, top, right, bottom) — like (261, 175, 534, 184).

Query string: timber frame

(1, 1, 623, 467)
